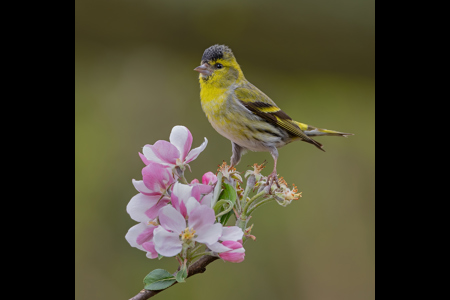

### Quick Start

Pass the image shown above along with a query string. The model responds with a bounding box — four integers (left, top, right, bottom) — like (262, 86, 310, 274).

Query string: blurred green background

(75, 0, 374, 299)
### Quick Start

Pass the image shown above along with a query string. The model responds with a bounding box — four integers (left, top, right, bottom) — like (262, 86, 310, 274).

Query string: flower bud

(257, 181, 266, 193)
(174, 165, 185, 178)
(246, 174, 256, 190)
(202, 171, 217, 185)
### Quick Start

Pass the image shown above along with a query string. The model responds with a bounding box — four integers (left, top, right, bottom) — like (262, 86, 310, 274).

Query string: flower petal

(153, 226, 183, 257)
(169, 126, 193, 162)
(127, 193, 160, 222)
(185, 197, 200, 216)
(136, 226, 157, 245)
(220, 227, 244, 242)
(171, 182, 194, 217)
(195, 223, 222, 244)
(144, 197, 170, 220)
(185, 137, 208, 163)
(147, 141, 180, 165)
(219, 248, 245, 263)
(142, 144, 165, 164)
(172, 182, 194, 204)
(221, 240, 243, 250)
(139, 152, 151, 165)
(132, 179, 153, 195)
(125, 223, 148, 250)
(170, 191, 180, 212)
(190, 185, 201, 201)
(178, 199, 187, 219)
(142, 162, 173, 193)
(158, 205, 186, 233)
(188, 205, 216, 230)
(143, 241, 158, 259)
(200, 193, 212, 208)
(191, 184, 214, 200)
(202, 171, 217, 185)
(207, 241, 232, 253)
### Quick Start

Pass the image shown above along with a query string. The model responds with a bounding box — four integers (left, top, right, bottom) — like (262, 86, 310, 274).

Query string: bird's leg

(229, 142, 244, 170)
(267, 147, 280, 191)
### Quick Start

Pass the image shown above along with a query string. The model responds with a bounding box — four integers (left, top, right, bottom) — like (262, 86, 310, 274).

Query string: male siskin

(195, 45, 353, 186)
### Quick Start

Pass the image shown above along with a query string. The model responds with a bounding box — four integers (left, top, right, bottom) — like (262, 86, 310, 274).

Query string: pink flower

(217, 241, 245, 263)
(202, 172, 217, 185)
(133, 162, 175, 197)
(139, 126, 207, 171)
(170, 180, 215, 217)
(207, 240, 245, 263)
(127, 162, 174, 222)
(125, 222, 158, 259)
(220, 226, 245, 241)
(170, 182, 198, 218)
(188, 172, 218, 207)
(153, 205, 223, 257)
(207, 226, 245, 263)
(127, 194, 170, 223)
(189, 178, 213, 195)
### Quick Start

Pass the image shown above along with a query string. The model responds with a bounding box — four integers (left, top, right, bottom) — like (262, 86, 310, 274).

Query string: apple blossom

(207, 226, 245, 263)
(125, 222, 158, 259)
(153, 205, 222, 257)
(138, 161, 175, 197)
(202, 171, 217, 185)
(209, 240, 245, 263)
(188, 171, 218, 207)
(126, 163, 174, 223)
(170, 182, 198, 218)
(126, 128, 303, 296)
(139, 126, 207, 173)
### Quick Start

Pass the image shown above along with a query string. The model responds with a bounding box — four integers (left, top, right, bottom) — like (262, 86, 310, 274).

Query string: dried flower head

(273, 177, 302, 206)
(217, 161, 243, 182)
(244, 162, 267, 181)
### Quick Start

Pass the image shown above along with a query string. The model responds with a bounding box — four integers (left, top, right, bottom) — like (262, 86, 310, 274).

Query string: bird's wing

(234, 82, 324, 150)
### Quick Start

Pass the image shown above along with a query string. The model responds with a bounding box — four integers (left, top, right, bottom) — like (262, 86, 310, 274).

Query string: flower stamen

(147, 220, 158, 226)
(217, 161, 242, 182)
(252, 162, 266, 175)
(180, 227, 196, 242)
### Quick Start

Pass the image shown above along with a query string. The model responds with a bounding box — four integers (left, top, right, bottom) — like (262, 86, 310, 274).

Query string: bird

(194, 44, 353, 188)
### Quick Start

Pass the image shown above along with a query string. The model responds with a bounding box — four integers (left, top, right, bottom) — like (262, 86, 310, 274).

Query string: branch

(128, 255, 219, 300)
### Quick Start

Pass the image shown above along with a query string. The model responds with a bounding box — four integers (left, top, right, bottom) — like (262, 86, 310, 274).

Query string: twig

(239, 177, 252, 209)
(128, 255, 219, 300)
(242, 190, 266, 215)
(246, 196, 275, 216)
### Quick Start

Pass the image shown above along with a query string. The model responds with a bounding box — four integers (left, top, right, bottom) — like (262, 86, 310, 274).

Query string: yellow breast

(200, 83, 228, 123)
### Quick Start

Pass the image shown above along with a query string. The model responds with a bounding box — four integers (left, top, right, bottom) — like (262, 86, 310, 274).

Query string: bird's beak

(194, 63, 212, 77)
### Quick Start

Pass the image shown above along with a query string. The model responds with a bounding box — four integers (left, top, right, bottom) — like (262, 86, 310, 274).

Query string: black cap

(201, 45, 233, 64)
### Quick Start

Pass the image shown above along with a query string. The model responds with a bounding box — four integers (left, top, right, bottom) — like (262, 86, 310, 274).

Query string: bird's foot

(266, 170, 280, 193)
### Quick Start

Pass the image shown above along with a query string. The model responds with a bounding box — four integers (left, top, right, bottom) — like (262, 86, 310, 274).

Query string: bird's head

(194, 44, 244, 87)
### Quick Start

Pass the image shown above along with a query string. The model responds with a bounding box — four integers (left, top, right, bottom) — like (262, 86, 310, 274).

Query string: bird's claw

(266, 171, 280, 194)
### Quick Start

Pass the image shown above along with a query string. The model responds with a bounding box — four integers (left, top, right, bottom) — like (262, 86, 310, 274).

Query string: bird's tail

(294, 121, 354, 137)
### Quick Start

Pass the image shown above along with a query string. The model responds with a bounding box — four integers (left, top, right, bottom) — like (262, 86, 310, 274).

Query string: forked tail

(294, 121, 354, 137)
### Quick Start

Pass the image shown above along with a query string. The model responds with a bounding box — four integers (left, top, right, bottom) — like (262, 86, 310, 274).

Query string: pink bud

(202, 171, 218, 185)
(218, 240, 245, 263)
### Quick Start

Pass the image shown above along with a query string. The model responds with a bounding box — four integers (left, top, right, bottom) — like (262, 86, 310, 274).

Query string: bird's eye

(215, 63, 223, 69)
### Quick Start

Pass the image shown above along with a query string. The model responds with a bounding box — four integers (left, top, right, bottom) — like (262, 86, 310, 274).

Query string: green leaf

(217, 183, 237, 225)
(220, 183, 237, 202)
(143, 269, 176, 290)
(175, 263, 188, 283)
